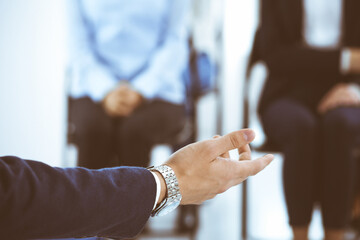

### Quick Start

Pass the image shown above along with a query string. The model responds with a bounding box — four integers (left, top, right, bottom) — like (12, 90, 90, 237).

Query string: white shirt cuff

(340, 48, 352, 74)
(150, 171, 161, 210)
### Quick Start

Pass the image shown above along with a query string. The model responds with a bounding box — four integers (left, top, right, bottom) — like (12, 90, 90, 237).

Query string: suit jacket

(249, 0, 360, 113)
(0, 156, 156, 239)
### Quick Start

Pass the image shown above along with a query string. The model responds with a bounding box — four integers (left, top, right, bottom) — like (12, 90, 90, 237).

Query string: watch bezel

(148, 165, 182, 217)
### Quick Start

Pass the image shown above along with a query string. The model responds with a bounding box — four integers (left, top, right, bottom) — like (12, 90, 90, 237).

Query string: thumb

(212, 129, 255, 156)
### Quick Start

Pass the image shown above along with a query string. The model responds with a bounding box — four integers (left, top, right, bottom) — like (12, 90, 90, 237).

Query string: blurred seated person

(251, 0, 360, 239)
(66, 0, 190, 169)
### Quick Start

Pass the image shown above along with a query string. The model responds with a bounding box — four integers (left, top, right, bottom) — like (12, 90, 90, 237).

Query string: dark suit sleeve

(0, 156, 156, 239)
(258, 0, 341, 81)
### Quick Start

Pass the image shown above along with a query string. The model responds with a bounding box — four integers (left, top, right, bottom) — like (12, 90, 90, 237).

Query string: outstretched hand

(159, 129, 273, 205)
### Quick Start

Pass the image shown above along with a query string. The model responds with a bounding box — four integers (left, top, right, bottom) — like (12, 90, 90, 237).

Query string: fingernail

(243, 129, 255, 142)
(265, 154, 275, 162)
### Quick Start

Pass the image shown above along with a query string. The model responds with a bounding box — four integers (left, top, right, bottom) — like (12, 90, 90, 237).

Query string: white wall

(0, 0, 324, 239)
(0, 0, 67, 166)
(220, 0, 259, 239)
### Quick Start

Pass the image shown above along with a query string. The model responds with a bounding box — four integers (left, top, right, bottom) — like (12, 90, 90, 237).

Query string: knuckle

(239, 153, 250, 160)
(229, 135, 241, 149)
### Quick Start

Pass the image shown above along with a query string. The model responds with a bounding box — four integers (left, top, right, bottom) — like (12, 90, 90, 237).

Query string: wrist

(148, 165, 182, 217)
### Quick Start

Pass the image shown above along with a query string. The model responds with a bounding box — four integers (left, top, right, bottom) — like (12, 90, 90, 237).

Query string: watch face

(157, 200, 180, 217)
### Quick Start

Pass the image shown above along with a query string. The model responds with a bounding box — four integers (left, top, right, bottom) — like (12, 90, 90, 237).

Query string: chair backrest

(243, 61, 282, 152)
(242, 0, 280, 152)
(183, 40, 218, 115)
(171, 40, 218, 149)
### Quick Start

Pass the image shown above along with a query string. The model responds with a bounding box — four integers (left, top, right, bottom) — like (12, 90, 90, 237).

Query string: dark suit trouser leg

(261, 99, 320, 227)
(69, 97, 116, 169)
(320, 107, 360, 229)
(70, 98, 185, 169)
(115, 100, 186, 167)
(262, 99, 360, 228)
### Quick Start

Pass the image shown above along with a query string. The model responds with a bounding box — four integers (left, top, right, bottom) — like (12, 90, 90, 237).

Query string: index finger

(212, 129, 255, 156)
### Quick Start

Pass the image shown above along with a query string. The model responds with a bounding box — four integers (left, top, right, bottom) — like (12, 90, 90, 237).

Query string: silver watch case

(149, 165, 182, 217)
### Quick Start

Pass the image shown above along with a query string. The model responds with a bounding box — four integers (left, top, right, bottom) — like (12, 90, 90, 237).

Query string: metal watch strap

(148, 165, 182, 217)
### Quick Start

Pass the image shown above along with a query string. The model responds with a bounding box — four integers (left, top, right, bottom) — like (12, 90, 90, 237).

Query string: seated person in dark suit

(66, 0, 190, 169)
(251, 0, 360, 239)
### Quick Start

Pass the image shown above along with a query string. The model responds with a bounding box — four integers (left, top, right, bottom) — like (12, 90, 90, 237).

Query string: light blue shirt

(66, 0, 190, 104)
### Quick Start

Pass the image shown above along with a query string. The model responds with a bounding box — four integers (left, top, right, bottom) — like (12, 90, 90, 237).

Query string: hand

(156, 129, 274, 205)
(318, 83, 360, 114)
(103, 84, 143, 117)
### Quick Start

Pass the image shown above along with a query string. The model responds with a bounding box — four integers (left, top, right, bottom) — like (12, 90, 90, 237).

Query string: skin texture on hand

(318, 83, 360, 114)
(103, 84, 143, 117)
(156, 129, 274, 205)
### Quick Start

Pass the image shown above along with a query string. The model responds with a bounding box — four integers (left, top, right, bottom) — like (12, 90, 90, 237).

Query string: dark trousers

(69, 97, 186, 169)
(261, 98, 360, 229)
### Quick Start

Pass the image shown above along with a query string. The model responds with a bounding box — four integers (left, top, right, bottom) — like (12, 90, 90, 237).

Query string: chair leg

(176, 205, 199, 235)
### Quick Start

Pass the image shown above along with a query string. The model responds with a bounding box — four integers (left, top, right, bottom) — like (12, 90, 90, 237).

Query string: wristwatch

(148, 165, 182, 217)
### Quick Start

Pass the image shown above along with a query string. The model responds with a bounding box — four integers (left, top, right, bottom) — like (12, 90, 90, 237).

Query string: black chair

(242, 29, 360, 240)
(241, 23, 272, 236)
(241, 60, 276, 240)
(350, 149, 360, 238)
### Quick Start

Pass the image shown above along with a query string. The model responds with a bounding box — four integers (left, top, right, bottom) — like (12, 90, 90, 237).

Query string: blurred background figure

(2, 0, 296, 239)
(66, 0, 223, 238)
(66, 0, 190, 169)
(248, 0, 360, 239)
